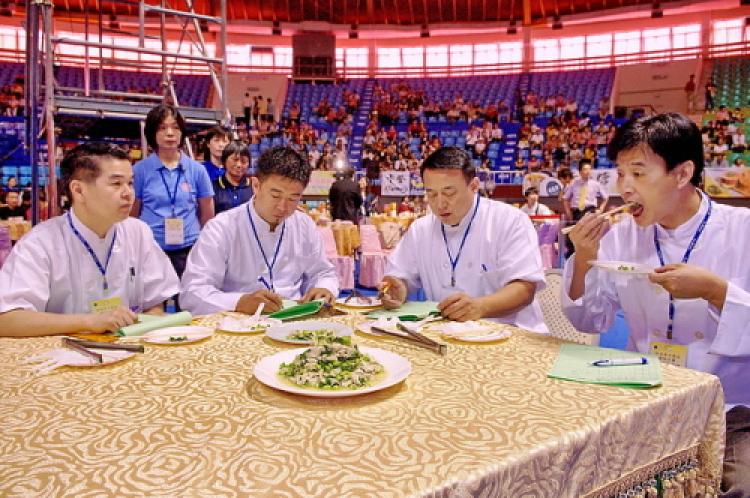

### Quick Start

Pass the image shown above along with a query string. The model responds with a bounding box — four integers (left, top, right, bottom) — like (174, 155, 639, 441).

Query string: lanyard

(653, 195, 712, 340)
(67, 211, 117, 291)
(441, 193, 481, 287)
(247, 204, 285, 291)
(159, 167, 183, 217)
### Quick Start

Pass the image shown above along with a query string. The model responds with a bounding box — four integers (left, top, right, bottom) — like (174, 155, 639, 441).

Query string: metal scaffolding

(25, 0, 230, 220)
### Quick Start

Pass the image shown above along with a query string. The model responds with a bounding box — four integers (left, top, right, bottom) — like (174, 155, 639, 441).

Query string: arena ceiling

(51, 0, 688, 27)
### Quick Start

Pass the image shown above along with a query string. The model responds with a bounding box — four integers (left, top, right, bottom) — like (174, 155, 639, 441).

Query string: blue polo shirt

(133, 152, 214, 250)
(203, 160, 225, 182)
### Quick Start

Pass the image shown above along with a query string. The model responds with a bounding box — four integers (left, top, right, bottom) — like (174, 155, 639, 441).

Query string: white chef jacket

(562, 194, 750, 405)
(386, 195, 548, 333)
(179, 199, 339, 315)
(520, 202, 554, 216)
(0, 209, 179, 314)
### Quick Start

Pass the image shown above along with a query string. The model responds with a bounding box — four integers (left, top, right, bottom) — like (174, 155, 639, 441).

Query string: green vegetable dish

(169, 336, 188, 342)
(278, 343, 385, 390)
(287, 328, 350, 345)
(617, 265, 635, 271)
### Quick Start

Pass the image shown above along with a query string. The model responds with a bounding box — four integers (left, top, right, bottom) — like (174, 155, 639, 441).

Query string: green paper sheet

(548, 343, 662, 389)
(268, 301, 323, 321)
(117, 311, 193, 336)
(367, 301, 440, 321)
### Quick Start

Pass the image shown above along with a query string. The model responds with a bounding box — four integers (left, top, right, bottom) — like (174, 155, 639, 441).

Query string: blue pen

(591, 357, 648, 367)
(481, 264, 488, 272)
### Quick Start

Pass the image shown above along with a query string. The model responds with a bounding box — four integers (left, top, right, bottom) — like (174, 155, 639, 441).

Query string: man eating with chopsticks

(563, 112, 750, 495)
(378, 146, 547, 332)
(0, 143, 179, 337)
(179, 146, 338, 315)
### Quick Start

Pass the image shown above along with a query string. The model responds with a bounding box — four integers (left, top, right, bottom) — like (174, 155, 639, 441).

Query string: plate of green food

(253, 344, 411, 397)
(265, 320, 353, 345)
(589, 260, 654, 276)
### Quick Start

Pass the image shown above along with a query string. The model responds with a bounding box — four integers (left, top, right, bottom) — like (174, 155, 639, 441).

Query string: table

(0, 316, 725, 497)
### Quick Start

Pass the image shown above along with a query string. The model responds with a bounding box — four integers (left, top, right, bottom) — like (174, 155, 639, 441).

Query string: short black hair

(607, 112, 703, 186)
(256, 146, 311, 186)
(204, 126, 231, 158)
(524, 186, 539, 197)
(579, 158, 593, 169)
(420, 146, 474, 182)
(61, 142, 130, 201)
(144, 104, 187, 151)
(221, 141, 251, 166)
(558, 167, 573, 180)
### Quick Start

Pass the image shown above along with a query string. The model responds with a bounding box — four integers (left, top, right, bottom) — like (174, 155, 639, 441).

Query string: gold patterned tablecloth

(0, 317, 725, 497)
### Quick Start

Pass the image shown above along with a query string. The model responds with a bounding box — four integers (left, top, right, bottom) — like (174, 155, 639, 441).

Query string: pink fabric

(0, 227, 10, 269)
(358, 224, 388, 288)
(535, 221, 559, 269)
(316, 226, 355, 290)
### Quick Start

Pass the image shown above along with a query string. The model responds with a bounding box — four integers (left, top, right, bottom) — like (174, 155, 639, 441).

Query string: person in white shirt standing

(378, 147, 547, 332)
(520, 186, 553, 216)
(180, 146, 339, 315)
(563, 112, 750, 495)
(0, 143, 179, 337)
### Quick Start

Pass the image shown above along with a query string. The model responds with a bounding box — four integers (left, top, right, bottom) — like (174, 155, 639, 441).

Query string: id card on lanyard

(649, 194, 712, 366)
(160, 167, 185, 246)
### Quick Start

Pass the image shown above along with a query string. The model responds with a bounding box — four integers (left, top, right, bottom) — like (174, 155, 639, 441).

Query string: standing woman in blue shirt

(131, 104, 215, 282)
(213, 141, 253, 215)
(201, 126, 230, 181)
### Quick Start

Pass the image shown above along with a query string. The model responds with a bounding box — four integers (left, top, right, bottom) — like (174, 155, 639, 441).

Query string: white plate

(589, 260, 654, 276)
(141, 326, 214, 345)
(253, 346, 412, 398)
(25, 348, 136, 368)
(265, 320, 352, 345)
(427, 321, 513, 343)
(335, 296, 383, 309)
(218, 316, 282, 334)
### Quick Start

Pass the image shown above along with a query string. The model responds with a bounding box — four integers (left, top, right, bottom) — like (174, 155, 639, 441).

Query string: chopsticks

(64, 337, 145, 353)
(370, 325, 447, 355)
(61, 337, 103, 363)
(561, 203, 634, 235)
(376, 282, 391, 301)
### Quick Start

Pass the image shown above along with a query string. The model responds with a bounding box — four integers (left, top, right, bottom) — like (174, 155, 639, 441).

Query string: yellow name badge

(650, 341, 688, 367)
(90, 296, 123, 314)
(164, 217, 185, 246)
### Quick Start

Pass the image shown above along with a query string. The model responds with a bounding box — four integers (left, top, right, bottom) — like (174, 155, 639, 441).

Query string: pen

(481, 264, 488, 272)
(591, 357, 648, 367)
(129, 266, 135, 280)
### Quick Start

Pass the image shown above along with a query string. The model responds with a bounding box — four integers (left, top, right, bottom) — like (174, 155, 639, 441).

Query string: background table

(0, 316, 724, 497)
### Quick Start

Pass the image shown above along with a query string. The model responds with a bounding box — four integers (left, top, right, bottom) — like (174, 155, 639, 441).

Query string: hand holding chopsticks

(561, 202, 634, 235)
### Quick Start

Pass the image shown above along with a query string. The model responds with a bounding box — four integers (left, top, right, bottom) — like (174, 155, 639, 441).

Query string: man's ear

(469, 177, 480, 193)
(675, 160, 695, 188)
(69, 179, 85, 203)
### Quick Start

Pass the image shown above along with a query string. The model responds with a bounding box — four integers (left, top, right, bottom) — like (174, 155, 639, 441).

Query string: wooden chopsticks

(65, 338, 145, 353)
(370, 325, 447, 355)
(561, 202, 634, 235)
(61, 337, 103, 363)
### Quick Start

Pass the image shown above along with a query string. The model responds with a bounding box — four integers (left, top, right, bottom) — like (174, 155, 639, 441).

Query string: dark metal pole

(25, 0, 40, 225)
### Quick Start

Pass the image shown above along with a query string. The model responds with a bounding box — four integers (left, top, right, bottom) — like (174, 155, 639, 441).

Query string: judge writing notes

(180, 146, 339, 315)
(378, 147, 547, 332)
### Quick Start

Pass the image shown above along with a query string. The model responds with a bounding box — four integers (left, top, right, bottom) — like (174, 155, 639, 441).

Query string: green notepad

(268, 301, 323, 321)
(367, 301, 440, 321)
(117, 311, 193, 336)
(548, 343, 662, 389)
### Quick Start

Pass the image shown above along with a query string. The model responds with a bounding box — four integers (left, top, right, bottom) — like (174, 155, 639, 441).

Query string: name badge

(90, 296, 123, 314)
(165, 217, 185, 246)
(650, 341, 688, 367)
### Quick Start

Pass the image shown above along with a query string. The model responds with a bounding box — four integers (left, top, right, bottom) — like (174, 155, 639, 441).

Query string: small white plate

(589, 260, 654, 276)
(265, 320, 353, 344)
(335, 296, 383, 309)
(23, 348, 136, 369)
(253, 346, 411, 398)
(141, 326, 214, 345)
(427, 321, 513, 343)
(218, 316, 282, 334)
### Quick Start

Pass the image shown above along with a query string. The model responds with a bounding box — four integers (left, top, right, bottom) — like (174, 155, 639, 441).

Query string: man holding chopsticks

(378, 147, 547, 333)
(0, 143, 179, 337)
(563, 112, 750, 495)
(179, 146, 338, 315)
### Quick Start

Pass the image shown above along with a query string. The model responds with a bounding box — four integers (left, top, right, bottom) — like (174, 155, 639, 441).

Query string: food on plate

(617, 264, 636, 271)
(287, 328, 350, 345)
(169, 336, 188, 342)
(278, 343, 384, 390)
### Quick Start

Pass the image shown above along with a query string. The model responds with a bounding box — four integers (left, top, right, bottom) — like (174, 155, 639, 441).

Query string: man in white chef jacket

(180, 146, 339, 315)
(378, 146, 547, 333)
(563, 112, 750, 495)
(0, 143, 179, 337)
